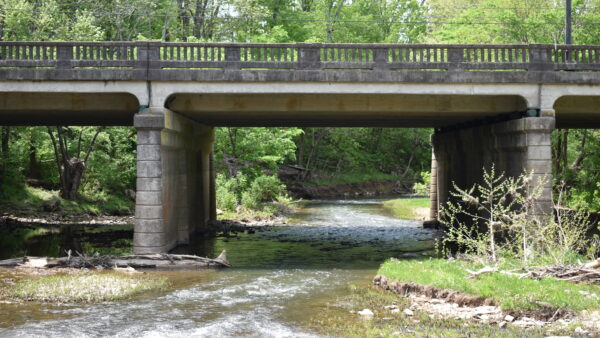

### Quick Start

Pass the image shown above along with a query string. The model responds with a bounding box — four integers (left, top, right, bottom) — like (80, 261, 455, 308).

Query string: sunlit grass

(379, 258, 600, 311)
(382, 197, 430, 219)
(0, 184, 133, 216)
(8, 273, 168, 303)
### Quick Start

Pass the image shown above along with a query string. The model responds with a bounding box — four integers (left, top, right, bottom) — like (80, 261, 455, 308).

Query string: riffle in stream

(0, 198, 440, 337)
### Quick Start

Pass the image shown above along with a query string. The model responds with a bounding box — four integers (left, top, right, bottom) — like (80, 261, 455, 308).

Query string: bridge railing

(1, 41, 599, 72)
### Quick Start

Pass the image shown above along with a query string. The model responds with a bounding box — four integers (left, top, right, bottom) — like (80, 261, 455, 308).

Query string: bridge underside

(0, 92, 138, 126)
(2, 84, 600, 253)
(166, 93, 527, 127)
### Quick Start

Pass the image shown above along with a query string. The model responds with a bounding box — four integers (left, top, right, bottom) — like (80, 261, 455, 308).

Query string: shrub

(413, 171, 431, 195)
(216, 173, 240, 212)
(241, 175, 285, 210)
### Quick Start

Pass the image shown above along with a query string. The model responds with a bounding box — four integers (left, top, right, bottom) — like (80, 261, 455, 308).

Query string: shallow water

(0, 198, 440, 337)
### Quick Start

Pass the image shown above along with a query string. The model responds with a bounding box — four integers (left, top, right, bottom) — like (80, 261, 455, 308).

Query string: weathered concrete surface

(432, 117, 555, 217)
(134, 108, 215, 254)
(0, 80, 599, 127)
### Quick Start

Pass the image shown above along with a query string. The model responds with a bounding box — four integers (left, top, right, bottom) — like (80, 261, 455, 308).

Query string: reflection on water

(0, 225, 134, 259)
(0, 198, 441, 337)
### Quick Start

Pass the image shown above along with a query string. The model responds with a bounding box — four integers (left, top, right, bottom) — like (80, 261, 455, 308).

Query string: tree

(0, 126, 9, 186)
(46, 126, 104, 200)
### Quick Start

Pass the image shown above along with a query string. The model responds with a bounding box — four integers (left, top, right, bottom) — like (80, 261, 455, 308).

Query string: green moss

(378, 258, 600, 311)
(8, 272, 168, 303)
(382, 197, 430, 220)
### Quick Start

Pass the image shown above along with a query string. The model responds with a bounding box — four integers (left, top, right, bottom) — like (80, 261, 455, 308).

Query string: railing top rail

(0, 41, 148, 46)
(1, 41, 599, 49)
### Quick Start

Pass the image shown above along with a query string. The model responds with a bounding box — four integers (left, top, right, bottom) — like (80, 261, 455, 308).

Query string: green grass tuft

(378, 258, 600, 311)
(9, 272, 168, 303)
(382, 197, 430, 220)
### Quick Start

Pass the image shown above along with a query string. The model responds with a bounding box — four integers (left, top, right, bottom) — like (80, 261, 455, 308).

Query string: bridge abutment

(133, 108, 215, 254)
(432, 116, 555, 220)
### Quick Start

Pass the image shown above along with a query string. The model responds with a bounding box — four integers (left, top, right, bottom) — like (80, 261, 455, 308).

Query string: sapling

(440, 165, 545, 264)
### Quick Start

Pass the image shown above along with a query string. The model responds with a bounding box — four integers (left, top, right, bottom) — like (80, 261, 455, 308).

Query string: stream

(0, 198, 440, 337)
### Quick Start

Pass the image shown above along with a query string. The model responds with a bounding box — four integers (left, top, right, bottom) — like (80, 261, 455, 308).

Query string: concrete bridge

(1, 41, 600, 253)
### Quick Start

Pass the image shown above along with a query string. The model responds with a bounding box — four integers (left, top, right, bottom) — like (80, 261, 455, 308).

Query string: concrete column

(209, 152, 217, 222)
(429, 150, 438, 220)
(432, 116, 555, 219)
(133, 107, 214, 254)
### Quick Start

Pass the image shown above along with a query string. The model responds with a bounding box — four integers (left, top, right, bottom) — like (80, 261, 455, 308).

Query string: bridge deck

(0, 42, 599, 83)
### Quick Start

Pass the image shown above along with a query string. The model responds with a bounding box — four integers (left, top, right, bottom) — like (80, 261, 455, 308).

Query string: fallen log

(583, 258, 600, 269)
(0, 250, 231, 270)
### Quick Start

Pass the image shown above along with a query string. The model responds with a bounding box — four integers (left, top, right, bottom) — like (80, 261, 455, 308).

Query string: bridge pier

(133, 108, 215, 254)
(432, 116, 555, 220)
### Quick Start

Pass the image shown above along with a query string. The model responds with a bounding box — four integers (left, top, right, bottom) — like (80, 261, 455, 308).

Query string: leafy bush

(241, 175, 285, 210)
(216, 173, 288, 215)
(412, 171, 431, 195)
(216, 173, 239, 212)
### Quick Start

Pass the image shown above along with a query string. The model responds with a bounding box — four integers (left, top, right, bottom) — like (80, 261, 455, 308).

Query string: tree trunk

(62, 158, 85, 200)
(554, 130, 563, 176)
(47, 126, 103, 200)
(0, 126, 9, 185)
(570, 130, 588, 172)
(297, 129, 306, 167)
(28, 132, 41, 179)
(562, 129, 569, 173)
(193, 0, 208, 38)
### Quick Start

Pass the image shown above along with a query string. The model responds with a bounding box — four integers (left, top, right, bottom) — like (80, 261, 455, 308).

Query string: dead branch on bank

(0, 250, 230, 270)
(466, 258, 600, 284)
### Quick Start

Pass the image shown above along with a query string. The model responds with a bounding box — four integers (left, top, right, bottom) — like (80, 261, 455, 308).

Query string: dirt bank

(284, 179, 408, 199)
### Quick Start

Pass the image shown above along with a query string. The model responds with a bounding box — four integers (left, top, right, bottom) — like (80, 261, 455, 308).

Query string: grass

(309, 284, 553, 337)
(382, 197, 430, 219)
(0, 184, 133, 216)
(7, 272, 168, 303)
(378, 258, 600, 312)
(306, 171, 398, 186)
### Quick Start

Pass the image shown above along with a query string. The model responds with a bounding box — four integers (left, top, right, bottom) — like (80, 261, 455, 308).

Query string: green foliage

(440, 166, 598, 267)
(379, 258, 600, 311)
(241, 175, 285, 210)
(298, 128, 431, 185)
(440, 166, 545, 264)
(0, 125, 135, 215)
(216, 171, 289, 217)
(413, 171, 431, 195)
(216, 173, 240, 212)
